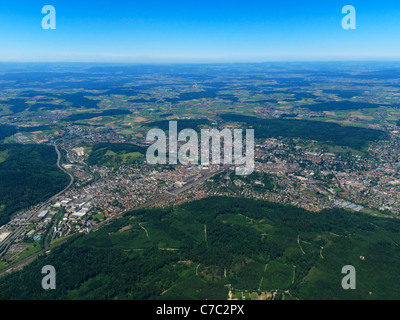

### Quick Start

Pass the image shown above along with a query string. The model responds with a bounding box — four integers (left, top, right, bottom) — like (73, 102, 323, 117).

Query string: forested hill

(0, 196, 399, 300)
(219, 113, 388, 151)
(0, 144, 70, 226)
(0, 126, 17, 141)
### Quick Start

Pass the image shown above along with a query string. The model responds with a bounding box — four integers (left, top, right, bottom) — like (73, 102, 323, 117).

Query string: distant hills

(220, 113, 388, 150)
(303, 101, 383, 112)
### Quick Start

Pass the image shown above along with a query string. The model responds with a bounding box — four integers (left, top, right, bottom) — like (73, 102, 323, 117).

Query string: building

(38, 210, 49, 218)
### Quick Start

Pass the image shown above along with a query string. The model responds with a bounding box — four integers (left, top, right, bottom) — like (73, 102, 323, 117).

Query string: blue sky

(0, 0, 399, 62)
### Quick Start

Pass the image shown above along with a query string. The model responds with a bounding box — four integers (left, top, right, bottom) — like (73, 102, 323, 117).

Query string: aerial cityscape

(0, 0, 400, 305)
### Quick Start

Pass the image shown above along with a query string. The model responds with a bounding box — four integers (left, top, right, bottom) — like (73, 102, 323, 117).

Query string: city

(0, 117, 399, 274)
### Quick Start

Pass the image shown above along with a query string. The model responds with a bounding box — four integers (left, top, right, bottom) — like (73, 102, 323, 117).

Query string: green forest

(0, 196, 399, 300)
(304, 101, 382, 112)
(0, 125, 17, 141)
(0, 144, 69, 226)
(220, 113, 388, 150)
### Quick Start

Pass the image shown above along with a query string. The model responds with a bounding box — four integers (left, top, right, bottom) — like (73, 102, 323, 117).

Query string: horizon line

(2, 59, 400, 65)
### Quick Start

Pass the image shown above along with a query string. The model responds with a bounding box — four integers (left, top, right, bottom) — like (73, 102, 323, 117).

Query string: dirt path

(292, 265, 296, 284)
(139, 223, 149, 238)
(297, 235, 305, 255)
(204, 224, 208, 248)
(258, 263, 268, 291)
